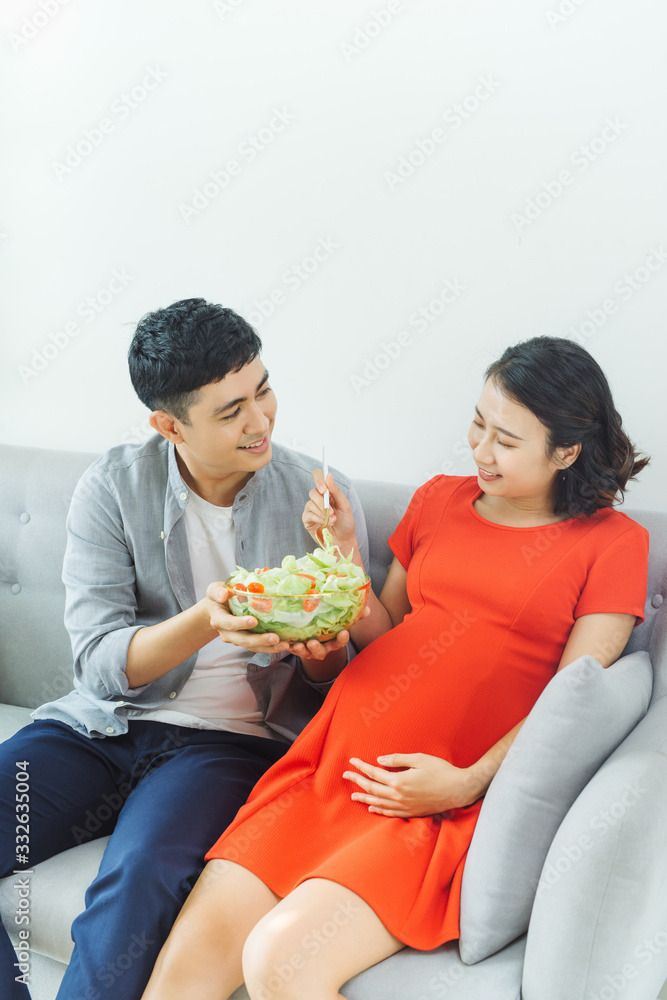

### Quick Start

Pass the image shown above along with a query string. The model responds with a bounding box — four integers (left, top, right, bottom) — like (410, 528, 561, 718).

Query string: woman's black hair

(128, 298, 262, 423)
(485, 336, 649, 517)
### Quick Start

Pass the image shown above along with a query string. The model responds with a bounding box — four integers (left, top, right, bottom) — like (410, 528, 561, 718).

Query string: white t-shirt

(128, 488, 272, 738)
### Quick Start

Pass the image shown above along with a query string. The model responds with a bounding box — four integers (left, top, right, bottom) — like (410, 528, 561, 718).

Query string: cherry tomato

(250, 597, 272, 612)
(303, 597, 320, 613)
(247, 582, 265, 594)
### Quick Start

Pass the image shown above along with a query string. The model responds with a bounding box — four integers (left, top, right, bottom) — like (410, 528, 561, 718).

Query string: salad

(225, 529, 371, 642)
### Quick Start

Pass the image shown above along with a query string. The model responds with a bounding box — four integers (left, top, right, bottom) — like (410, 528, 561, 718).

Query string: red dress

(206, 476, 648, 949)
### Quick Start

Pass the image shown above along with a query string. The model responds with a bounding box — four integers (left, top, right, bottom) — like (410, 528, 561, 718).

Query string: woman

(142, 336, 649, 1000)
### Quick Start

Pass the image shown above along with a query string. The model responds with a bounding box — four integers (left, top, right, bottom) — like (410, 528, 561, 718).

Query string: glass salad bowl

(225, 530, 371, 642)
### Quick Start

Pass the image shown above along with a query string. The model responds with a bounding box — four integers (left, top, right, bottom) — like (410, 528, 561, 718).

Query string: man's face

(171, 357, 277, 477)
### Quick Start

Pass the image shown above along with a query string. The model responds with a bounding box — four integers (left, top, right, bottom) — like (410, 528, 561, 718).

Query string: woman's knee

(242, 910, 316, 1000)
(242, 912, 300, 1000)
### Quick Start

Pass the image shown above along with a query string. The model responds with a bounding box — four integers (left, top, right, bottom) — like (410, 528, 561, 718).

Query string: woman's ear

(557, 441, 582, 470)
(149, 410, 184, 443)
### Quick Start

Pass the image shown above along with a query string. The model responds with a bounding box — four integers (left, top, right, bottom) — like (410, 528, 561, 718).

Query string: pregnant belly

(326, 610, 549, 769)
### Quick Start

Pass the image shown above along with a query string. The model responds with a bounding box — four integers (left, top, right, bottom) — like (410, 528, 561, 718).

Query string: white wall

(3, 0, 666, 509)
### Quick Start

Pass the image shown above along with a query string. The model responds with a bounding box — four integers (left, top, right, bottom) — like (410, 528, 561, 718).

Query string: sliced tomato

(231, 582, 247, 603)
(303, 597, 320, 613)
(250, 596, 272, 612)
(247, 582, 265, 594)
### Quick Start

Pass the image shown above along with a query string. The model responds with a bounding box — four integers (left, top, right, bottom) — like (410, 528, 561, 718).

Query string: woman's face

(467, 378, 566, 507)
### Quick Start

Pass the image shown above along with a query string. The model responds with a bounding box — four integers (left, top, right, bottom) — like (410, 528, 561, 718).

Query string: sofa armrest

(522, 696, 667, 1000)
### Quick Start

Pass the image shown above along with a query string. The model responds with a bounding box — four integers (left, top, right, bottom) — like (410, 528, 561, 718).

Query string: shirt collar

(167, 442, 191, 509)
(166, 440, 280, 509)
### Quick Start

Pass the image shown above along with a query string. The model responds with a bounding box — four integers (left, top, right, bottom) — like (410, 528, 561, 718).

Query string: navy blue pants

(0, 719, 287, 1000)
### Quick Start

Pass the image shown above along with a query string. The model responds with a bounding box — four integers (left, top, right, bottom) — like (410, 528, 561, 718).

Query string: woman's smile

(477, 467, 501, 482)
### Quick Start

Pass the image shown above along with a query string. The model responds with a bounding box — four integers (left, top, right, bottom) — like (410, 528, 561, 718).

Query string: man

(0, 298, 368, 1000)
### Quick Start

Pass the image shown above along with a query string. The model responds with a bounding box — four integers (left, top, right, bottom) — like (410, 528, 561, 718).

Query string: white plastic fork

(322, 445, 330, 527)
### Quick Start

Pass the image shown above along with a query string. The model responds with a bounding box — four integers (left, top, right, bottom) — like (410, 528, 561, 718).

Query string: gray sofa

(1, 441, 666, 1000)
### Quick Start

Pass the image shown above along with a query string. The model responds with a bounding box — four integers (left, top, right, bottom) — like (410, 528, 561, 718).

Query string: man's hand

(204, 583, 291, 655)
(342, 753, 480, 817)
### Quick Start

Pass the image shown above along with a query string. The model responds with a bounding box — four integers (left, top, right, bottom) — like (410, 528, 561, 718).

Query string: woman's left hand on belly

(342, 753, 479, 818)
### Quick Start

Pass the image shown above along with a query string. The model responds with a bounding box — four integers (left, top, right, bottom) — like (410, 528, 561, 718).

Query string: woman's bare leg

(242, 878, 405, 1000)
(142, 859, 280, 1000)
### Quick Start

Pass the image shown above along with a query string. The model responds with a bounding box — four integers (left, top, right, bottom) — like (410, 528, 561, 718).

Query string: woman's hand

(288, 630, 351, 662)
(303, 470, 357, 556)
(289, 633, 350, 683)
(342, 752, 481, 817)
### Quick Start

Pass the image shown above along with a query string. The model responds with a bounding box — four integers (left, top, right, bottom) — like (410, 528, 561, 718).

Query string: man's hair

(128, 298, 262, 423)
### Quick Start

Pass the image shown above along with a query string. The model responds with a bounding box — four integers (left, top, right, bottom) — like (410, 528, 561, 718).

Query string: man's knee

(85, 842, 202, 915)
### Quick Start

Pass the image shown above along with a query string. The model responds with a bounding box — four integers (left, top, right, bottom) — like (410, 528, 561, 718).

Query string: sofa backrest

(351, 478, 414, 593)
(1, 442, 665, 711)
(620, 508, 667, 705)
(0, 443, 98, 709)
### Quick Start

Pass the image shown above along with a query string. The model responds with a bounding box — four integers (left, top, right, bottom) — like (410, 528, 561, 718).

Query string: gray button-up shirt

(32, 435, 368, 742)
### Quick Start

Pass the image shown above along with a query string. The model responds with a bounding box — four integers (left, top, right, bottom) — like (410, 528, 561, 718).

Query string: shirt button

(20, 512, 30, 524)
(651, 593, 663, 609)
(169, 691, 177, 699)
(11, 583, 21, 595)
(105, 727, 115, 734)
(179, 492, 187, 501)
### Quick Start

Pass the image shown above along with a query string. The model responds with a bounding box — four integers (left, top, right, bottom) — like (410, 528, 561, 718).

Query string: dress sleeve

(388, 478, 439, 570)
(574, 519, 649, 626)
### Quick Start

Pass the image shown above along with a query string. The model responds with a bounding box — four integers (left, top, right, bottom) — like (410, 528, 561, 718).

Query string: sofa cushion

(0, 704, 33, 744)
(0, 837, 109, 964)
(344, 936, 525, 1000)
(458, 651, 653, 964)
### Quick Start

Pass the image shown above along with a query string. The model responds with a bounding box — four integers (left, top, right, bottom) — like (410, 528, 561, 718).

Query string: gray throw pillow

(458, 651, 653, 965)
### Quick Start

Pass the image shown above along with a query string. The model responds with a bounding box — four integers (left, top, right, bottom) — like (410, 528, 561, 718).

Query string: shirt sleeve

(388, 477, 439, 570)
(574, 519, 649, 626)
(63, 465, 148, 699)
